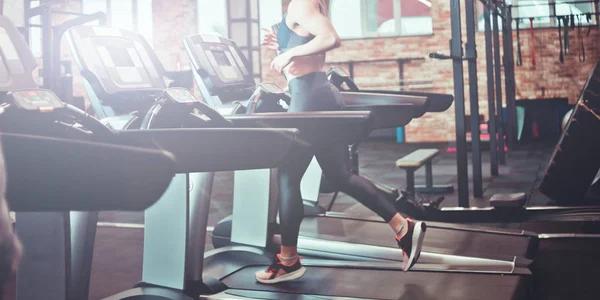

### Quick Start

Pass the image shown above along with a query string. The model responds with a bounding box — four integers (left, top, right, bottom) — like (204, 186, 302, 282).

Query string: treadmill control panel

(163, 88, 199, 104)
(259, 83, 285, 95)
(9, 89, 64, 111)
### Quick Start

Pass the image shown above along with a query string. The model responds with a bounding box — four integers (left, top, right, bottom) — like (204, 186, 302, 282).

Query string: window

(330, 0, 433, 39)
(29, 0, 42, 57)
(197, 0, 228, 37)
(477, 0, 597, 31)
(259, 0, 283, 39)
(82, 0, 154, 45)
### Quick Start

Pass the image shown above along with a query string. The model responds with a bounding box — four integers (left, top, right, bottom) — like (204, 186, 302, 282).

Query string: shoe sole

(403, 222, 427, 272)
(256, 267, 307, 284)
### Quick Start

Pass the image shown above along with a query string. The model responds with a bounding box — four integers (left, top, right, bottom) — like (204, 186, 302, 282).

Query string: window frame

(28, 0, 42, 58)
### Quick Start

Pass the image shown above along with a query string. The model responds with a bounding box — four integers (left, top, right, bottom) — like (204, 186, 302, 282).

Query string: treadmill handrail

(358, 89, 454, 113)
(340, 91, 427, 106)
(2, 132, 176, 212)
(224, 111, 374, 146)
(113, 128, 299, 173)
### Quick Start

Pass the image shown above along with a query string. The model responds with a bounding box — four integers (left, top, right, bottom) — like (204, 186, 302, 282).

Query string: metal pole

(492, 4, 507, 164)
(450, 0, 470, 207)
(40, 6, 53, 90)
(503, 6, 518, 149)
(465, 0, 483, 198)
(397, 59, 405, 90)
(484, 1, 499, 176)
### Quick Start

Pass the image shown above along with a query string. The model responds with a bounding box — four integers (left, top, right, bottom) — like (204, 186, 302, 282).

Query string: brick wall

(263, 0, 600, 142)
(152, 0, 197, 71)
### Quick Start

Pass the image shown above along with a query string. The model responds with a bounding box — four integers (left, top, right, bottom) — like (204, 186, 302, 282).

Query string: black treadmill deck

(220, 266, 529, 300)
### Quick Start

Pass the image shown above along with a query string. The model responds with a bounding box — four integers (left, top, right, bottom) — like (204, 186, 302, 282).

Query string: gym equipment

(64, 25, 382, 300)
(179, 33, 529, 300)
(185, 33, 541, 264)
(405, 61, 600, 223)
(395, 148, 453, 195)
(65, 26, 529, 300)
(327, 66, 454, 114)
(562, 108, 574, 131)
(0, 16, 298, 300)
(540, 62, 600, 206)
(0, 15, 177, 300)
(184, 33, 425, 214)
(183, 28, 600, 300)
(327, 65, 455, 196)
(22, 3, 107, 105)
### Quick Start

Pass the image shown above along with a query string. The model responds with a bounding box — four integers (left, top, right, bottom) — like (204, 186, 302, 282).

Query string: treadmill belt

(300, 217, 535, 259)
(223, 266, 528, 300)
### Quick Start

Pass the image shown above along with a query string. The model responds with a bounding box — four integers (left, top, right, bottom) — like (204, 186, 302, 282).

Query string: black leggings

(278, 72, 398, 246)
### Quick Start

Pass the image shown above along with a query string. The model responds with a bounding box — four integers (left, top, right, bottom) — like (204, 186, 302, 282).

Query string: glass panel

(252, 50, 260, 75)
(365, 0, 395, 35)
(230, 22, 248, 47)
(400, 0, 432, 35)
(110, 0, 134, 30)
(5, 0, 26, 26)
(29, 0, 41, 57)
(259, 0, 282, 39)
(401, 0, 431, 17)
(229, 0, 247, 18)
(516, 0, 551, 26)
(555, 0, 596, 25)
(251, 22, 259, 46)
(400, 17, 432, 35)
(330, 0, 363, 39)
(251, 0, 259, 19)
(197, 0, 228, 36)
(137, 0, 154, 46)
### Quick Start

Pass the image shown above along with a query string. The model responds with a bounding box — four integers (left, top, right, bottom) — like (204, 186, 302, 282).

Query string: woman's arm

(284, 0, 341, 59)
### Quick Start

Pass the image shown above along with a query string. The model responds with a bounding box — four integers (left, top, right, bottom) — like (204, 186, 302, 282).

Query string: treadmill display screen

(11, 90, 63, 111)
(107, 47, 135, 67)
(212, 51, 231, 66)
(165, 88, 198, 104)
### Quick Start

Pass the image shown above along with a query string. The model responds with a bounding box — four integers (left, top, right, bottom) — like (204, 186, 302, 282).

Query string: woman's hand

(271, 52, 294, 74)
(261, 27, 280, 51)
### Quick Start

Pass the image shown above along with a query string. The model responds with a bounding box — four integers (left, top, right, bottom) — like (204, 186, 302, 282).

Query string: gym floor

(2, 139, 555, 300)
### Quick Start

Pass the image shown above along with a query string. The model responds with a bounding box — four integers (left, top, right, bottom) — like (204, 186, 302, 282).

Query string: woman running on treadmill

(255, 0, 426, 284)
(0, 141, 23, 286)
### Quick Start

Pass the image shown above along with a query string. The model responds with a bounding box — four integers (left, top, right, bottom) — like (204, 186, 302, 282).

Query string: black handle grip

(429, 52, 451, 60)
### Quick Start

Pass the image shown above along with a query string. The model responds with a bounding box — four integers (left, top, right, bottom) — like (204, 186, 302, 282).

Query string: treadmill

(0, 17, 299, 300)
(176, 34, 528, 300)
(64, 27, 529, 299)
(63, 25, 416, 300)
(183, 33, 539, 263)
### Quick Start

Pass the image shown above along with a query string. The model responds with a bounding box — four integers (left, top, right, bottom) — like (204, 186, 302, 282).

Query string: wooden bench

(396, 149, 454, 196)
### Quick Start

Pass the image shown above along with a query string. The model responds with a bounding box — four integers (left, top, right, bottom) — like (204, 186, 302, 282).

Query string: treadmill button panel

(10, 89, 64, 111)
